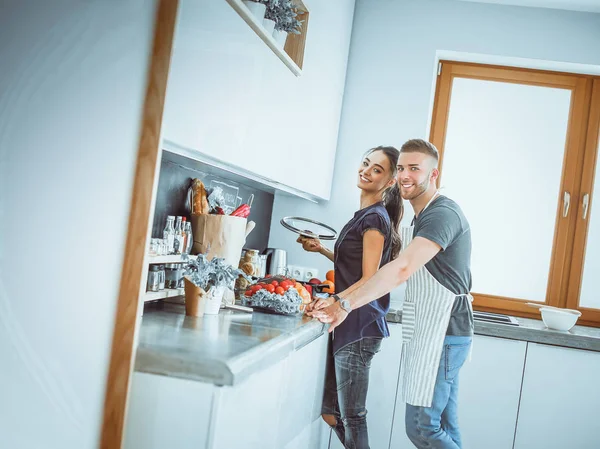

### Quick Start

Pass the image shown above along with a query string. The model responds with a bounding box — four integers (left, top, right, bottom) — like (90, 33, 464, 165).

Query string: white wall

(268, 0, 600, 303)
(0, 1, 158, 448)
(161, 0, 355, 199)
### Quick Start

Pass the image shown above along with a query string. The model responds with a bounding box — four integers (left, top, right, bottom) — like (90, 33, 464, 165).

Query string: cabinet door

(124, 373, 214, 449)
(330, 324, 403, 449)
(162, 0, 355, 199)
(212, 356, 287, 449)
(276, 334, 329, 448)
(389, 335, 527, 449)
(514, 343, 600, 449)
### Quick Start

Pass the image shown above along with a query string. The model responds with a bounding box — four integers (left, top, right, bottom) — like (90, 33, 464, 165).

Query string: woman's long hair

(365, 146, 403, 259)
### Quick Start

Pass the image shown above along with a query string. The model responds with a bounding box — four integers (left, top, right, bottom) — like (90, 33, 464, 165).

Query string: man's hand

(311, 301, 348, 333)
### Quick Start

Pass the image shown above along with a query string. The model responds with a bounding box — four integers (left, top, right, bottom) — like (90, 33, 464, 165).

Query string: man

(313, 139, 473, 449)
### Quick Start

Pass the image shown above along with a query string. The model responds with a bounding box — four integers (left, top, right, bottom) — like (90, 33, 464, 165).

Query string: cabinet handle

(563, 191, 571, 218)
(582, 193, 590, 220)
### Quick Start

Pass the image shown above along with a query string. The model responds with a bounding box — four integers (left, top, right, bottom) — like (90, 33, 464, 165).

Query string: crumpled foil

(242, 288, 303, 316)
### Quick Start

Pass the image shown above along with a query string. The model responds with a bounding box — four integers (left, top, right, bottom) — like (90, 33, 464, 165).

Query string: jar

(165, 263, 182, 289)
(157, 264, 165, 290)
(147, 265, 160, 292)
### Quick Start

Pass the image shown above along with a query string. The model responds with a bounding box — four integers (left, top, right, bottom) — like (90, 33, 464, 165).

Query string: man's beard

(400, 176, 430, 200)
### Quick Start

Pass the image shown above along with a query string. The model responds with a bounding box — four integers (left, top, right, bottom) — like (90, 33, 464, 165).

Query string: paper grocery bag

(190, 214, 247, 267)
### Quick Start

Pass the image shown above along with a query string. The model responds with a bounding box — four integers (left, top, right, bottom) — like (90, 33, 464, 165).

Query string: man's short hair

(400, 139, 439, 163)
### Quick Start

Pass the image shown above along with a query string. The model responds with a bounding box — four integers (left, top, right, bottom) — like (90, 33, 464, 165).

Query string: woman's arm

(297, 236, 335, 262)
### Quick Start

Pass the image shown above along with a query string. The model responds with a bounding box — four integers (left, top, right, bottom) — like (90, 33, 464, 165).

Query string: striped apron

(399, 194, 473, 407)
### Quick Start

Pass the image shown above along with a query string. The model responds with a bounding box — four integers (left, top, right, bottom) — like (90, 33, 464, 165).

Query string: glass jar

(165, 263, 182, 289)
(147, 265, 160, 292)
(157, 264, 165, 290)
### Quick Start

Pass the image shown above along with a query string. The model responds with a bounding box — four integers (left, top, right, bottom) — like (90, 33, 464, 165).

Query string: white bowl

(540, 307, 581, 331)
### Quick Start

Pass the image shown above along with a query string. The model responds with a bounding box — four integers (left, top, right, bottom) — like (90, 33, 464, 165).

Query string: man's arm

(312, 236, 442, 331)
(345, 236, 441, 310)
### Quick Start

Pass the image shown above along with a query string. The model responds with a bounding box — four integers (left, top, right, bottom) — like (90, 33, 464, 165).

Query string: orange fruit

(326, 270, 335, 283)
(322, 280, 335, 294)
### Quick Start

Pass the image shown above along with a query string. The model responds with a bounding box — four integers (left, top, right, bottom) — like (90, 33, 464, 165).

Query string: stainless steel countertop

(135, 300, 600, 386)
(386, 309, 600, 352)
(135, 298, 326, 386)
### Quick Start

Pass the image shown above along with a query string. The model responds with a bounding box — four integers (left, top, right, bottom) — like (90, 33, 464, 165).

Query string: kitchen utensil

(263, 248, 287, 276)
(526, 302, 561, 311)
(540, 307, 581, 331)
(526, 302, 581, 330)
(224, 303, 253, 313)
(280, 216, 338, 240)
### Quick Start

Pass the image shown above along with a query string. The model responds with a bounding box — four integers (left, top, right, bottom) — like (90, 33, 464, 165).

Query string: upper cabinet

(162, 0, 356, 200)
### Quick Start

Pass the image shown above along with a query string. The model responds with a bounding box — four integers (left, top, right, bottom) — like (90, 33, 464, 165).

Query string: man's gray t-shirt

(412, 195, 473, 336)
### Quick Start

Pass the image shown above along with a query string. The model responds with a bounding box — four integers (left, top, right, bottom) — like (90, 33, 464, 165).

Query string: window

(430, 61, 600, 326)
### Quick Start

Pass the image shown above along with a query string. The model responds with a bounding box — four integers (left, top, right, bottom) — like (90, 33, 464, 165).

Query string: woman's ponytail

(383, 183, 403, 259)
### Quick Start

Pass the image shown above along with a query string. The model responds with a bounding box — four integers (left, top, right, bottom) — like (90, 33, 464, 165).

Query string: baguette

(192, 179, 209, 215)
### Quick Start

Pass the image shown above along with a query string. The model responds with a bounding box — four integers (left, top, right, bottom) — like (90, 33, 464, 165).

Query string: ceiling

(454, 0, 600, 13)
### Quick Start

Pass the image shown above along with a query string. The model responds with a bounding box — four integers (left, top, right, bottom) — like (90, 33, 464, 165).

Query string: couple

(298, 139, 473, 449)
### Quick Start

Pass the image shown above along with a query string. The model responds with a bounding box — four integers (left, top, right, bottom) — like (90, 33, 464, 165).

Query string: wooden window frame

(429, 61, 600, 326)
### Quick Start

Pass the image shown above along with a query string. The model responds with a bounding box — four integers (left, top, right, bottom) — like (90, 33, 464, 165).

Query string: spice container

(165, 263, 183, 289)
(147, 265, 160, 292)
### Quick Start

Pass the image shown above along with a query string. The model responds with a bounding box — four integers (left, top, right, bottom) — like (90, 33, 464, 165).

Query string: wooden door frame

(429, 60, 594, 319)
(99, 0, 179, 447)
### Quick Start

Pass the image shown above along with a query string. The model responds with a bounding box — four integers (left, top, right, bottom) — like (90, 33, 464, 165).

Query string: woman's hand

(305, 296, 335, 315)
(296, 235, 322, 253)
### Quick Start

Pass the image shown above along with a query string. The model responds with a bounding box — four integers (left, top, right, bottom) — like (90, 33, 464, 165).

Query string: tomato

(245, 290, 252, 297)
(252, 284, 263, 292)
(265, 284, 275, 293)
(271, 280, 279, 287)
(275, 286, 285, 295)
(283, 284, 292, 291)
(279, 280, 289, 289)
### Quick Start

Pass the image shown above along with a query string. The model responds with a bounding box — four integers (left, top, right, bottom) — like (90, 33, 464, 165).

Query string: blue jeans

(322, 337, 382, 449)
(405, 335, 472, 449)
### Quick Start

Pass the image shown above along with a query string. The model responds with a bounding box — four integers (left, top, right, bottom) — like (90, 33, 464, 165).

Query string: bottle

(163, 216, 175, 254)
(185, 221, 193, 255)
(181, 217, 188, 254)
(173, 216, 183, 254)
(157, 264, 165, 290)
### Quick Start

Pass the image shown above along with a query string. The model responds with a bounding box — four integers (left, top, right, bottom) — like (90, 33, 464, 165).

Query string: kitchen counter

(135, 298, 327, 386)
(387, 309, 600, 352)
(135, 300, 600, 387)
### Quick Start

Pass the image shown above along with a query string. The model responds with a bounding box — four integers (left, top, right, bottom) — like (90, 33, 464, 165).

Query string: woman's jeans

(322, 337, 382, 449)
(405, 335, 472, 449)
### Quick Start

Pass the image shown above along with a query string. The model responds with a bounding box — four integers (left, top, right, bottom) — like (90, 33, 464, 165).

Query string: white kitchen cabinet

(162, 0, 355, 199)
(330, 324, 404, 449)
(125, 333, 330, 449)
(514, 343, 600, 449)
(124, 373, 214, 449)
(389, 335, 527, 449)
(275, 334, 329, 448)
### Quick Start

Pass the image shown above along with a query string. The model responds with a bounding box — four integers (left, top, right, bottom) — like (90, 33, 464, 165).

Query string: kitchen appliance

(263, 248, 287, 276)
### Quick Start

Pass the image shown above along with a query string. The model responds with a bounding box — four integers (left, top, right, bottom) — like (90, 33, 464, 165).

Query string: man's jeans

(405, 335, 472, 449)
(322, 337, 382, 449)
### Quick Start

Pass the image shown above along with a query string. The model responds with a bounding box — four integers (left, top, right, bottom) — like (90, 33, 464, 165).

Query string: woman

(298, 146, 403, 449)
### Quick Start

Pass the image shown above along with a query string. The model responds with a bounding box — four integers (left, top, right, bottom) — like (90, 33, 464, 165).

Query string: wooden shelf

(225, 0, 308, 77)
(147, 254, 186, 264)
(144, 288, 185, 302)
